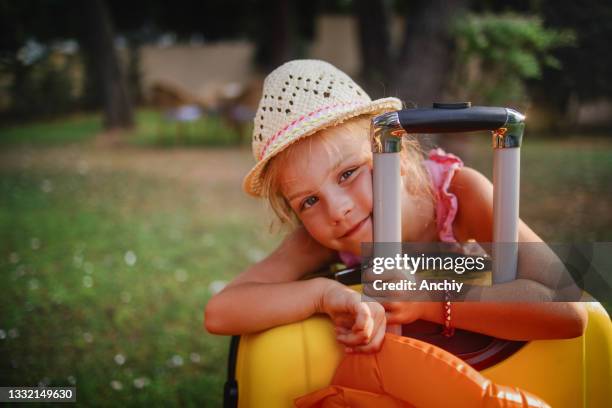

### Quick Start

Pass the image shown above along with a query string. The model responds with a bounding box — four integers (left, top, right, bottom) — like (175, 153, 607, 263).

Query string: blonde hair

(260, 115, 432, 230)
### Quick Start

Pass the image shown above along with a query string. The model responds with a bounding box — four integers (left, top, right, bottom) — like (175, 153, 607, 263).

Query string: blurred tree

(0, 0, 136, 127)
(468, 0, 612, 128)
(5, 0, 608, 132)
(0, 0, 83, 120)
(81, 0, 133, 130)
(105, 0, 158, 108)
(394, 0, 467, 106)
(354, 0, 392, 94)
(353, 0, 466, 105)
(450, 13, 574, 106)
(534, 0, 612, 126)
(253, 0, 296, 71)
(253, 0, 318, 72)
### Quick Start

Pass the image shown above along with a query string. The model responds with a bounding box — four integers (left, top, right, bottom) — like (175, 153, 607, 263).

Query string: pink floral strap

(423, 148, 464, 243)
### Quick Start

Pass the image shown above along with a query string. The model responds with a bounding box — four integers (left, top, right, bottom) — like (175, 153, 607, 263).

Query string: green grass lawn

(0, 109, 248, 147)
(0, 167, 279, 406)
(131, 110, 248, 147)
(443, 133, 612, 241)
(0, 113, 102, 145)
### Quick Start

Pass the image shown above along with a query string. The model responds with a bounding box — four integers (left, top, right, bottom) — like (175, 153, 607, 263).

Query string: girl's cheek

(356, 170, 374, 207)
(303, 215, 335, 245)
(301, 215, 320, 234)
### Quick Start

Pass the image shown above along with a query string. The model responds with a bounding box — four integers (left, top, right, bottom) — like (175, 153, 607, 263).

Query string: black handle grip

(397, 105, 509, 133)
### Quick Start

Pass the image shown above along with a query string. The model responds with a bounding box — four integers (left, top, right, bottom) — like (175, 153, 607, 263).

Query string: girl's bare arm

(389, 299, 585, 340)
(204, 226, 339, 335)
(451, 167, 583, 299)
(437, 167, 586, 339)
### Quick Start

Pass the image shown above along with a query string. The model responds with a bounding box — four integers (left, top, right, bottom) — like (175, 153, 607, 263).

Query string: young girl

(205, 59, 586, 356)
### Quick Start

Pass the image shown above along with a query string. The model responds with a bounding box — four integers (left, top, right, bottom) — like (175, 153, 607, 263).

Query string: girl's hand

(320, 282, 387, 353)
(382, 301, 425, 325)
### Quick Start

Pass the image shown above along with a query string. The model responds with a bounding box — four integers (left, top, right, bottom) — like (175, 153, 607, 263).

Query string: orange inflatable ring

(295, 333, 549, 408)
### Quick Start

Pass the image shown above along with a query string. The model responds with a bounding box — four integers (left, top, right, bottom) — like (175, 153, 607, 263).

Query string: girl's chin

(355, 222, 373, 246)
(334, 240, 360, 256)
(343, 238, 372, 256)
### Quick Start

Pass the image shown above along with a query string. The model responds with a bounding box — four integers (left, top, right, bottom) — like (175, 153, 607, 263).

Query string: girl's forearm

(420, 298, 586, 340)
(205, 277, 337, 335)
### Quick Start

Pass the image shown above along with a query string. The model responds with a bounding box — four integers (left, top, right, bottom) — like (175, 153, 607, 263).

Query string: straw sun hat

(242, 59, 403, 196)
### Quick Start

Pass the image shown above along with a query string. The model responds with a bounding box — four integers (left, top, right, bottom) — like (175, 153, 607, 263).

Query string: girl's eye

(301, 196, 318, 210)
(340, 167, 358, 182)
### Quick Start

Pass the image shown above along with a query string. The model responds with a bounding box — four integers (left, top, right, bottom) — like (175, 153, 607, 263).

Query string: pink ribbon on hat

(258, 101, 364, 161)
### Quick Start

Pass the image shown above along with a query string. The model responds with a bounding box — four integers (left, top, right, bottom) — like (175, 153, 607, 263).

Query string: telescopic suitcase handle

(371, 102, 525, 288)
(397, 102, 510, 133)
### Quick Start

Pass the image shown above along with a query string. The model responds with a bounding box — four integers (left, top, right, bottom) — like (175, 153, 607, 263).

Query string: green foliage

(0, 109, 247, 147)
(0, 113, 101, 145)
(0, 44, 84, 121)
(452, 13, 575, 105)
(132, 109, 247, 147)
(535, 0, 612, 107)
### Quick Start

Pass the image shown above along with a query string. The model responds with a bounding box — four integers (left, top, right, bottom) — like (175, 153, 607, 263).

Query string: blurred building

(139, 15, 406, 112)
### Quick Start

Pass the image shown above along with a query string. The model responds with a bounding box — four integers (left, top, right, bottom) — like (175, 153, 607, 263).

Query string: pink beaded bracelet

(441, 289, 455, 338)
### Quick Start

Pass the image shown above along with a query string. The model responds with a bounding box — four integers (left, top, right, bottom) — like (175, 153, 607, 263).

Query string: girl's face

(279, 127, 373, 255)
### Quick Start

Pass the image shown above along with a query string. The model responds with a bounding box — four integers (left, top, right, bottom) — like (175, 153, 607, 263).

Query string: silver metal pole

(373, 154, 402, 244)
(371, 112, 406, 335)
(492, 109, 525, 283)
(371, 112, 404, 246)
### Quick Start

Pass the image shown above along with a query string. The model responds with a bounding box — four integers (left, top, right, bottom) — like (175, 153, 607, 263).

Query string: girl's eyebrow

(287, 188, 315, 202)
(331, 155, 348, 171)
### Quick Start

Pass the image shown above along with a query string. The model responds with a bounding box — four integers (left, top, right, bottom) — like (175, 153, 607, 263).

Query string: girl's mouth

(340, 215, 370, 239)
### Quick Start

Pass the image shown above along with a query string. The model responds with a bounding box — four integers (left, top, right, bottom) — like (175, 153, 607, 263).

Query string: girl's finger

(352, 320, 386, 354)
(334, 315, 354, 329)
(351, 302, 365, 329)
(352, 303, 372, 332)
(336, 330, 368, 346)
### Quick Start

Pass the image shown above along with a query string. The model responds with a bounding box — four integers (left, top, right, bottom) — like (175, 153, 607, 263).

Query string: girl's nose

(328, 194, 353, 225)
